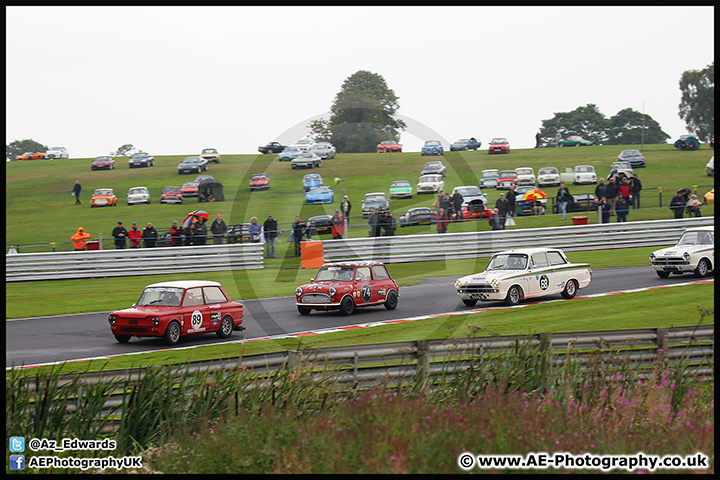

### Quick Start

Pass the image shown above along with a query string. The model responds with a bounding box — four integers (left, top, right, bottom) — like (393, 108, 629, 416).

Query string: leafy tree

(537, 104, 610, 147)
(6, 139, 47, 161)
(607, 108, 670, 145)
(678, 62, 714, 142)
(306, 119, 332, 143)
(317, 70, 405, 153)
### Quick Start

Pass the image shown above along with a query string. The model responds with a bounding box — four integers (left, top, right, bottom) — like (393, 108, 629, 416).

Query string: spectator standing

(556, 182, 572, 220)
(341, 196, 352, 224)
(249, 217, 262, 243)
(210, 213, 227, 244)
(506, 185, 517, 217)
(629, 173, 642, 209)
(71, 227, 92, 251)
(605, 178, 618, 215)
(112, 221, 128, 249)
(599, 197, 611, 224)
(435, 208, 448, 234)
(128, 222, 142, 248)
(595, 178, 607, 201)
(368, 207, 383, 237)
(669, 190, 686, 219)
(292, 216, 306, 256)
(193, 218, 208, 245)
(618, 177, 632, 201)
(263, 214, 278, 258)
(687, 194, 702, 217)
(616, 194, 629, 222)
(142, 222, 158, 248)
(331, 210, 344, 239)
(451, 189, 464, 221)
(489, 208, 503, 230)
(72, 180, 82, 205)
(169, 220, 184, 246)
(495, 193, 510, 229)
(382, 210, 397, 236)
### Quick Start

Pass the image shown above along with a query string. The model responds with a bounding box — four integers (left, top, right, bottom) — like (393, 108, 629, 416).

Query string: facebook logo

(10, 454, 25, 470)
(10, 436, 25, 452)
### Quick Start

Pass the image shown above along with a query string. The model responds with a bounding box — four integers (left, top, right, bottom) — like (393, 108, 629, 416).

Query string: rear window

(203, 286, 228, 304)
(372, 265, 390, 280)
(547, 251, 567, 266)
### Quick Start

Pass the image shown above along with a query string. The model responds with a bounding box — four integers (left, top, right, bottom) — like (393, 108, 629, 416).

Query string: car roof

(685, 226, 714, 232)
(495, 247, 567, 256)
(321, 261, 387, 268)
(146, 280, 222, 289)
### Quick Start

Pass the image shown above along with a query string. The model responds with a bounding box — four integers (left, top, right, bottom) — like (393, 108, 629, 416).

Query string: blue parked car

(303, 173, 323, 193)
(421, 140, 444, 156)
(305, 186, 334, 205)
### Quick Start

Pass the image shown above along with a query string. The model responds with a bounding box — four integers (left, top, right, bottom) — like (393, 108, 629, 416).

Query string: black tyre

(656, 271, 671, 279)
(561, 279, 578, 299)
(216, 315, 233, 338)
(462, 299, 477, 307)
(340, 296, 355, 316)
(163, 320, 181, 346)
(297, 306, 311, 315)
(505, 285, 522, 306)
(114, 334, 131, 344)
(384, 290, 398, 310)
(693, 258, 710, 278)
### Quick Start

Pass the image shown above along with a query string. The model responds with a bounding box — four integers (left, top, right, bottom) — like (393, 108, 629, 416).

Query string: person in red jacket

(435, 208, 448, 234)
(618, 177, 632, 201)
(128, 222, 143, 248)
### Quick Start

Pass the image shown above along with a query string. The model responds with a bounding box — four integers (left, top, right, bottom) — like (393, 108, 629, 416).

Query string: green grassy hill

(5, 144, 714, 250)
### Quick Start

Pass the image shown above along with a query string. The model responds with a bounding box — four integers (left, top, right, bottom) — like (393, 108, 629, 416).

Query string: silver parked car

(291, 152, 322, 169)
(311, 142, 336, 159)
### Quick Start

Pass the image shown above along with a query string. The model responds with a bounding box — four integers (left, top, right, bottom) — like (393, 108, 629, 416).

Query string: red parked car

(181, 181, 199, 198)
(160, 186, 183, 204)
(497, 169, 518, 190)
(488, 137, 510, 154)
(295, 261, 399, 316)
(377, 140, 402, 153)
(459, 201, 494, 221)
(249, 173, 270, 191)
(108, 281, 244, 345)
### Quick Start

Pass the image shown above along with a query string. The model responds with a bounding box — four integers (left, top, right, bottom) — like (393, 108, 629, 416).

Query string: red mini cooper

(109, 281, 244, 345)
(295, 261, 399, 316)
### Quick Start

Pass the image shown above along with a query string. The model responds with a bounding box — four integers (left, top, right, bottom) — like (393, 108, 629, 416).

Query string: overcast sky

(6, 6, 715, 158)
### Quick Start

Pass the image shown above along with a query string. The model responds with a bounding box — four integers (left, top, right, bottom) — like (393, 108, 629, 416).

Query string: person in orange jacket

(331, 209, 344, 239)
(71, 227, 92, 251)
(128, 221, 143, 248)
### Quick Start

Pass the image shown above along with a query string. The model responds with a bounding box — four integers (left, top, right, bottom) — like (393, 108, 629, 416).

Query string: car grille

(652, 258, 690, 266)
(301, 294, 331, 304)
(458, 284, 496, 294)
(418, 186, 435, 192)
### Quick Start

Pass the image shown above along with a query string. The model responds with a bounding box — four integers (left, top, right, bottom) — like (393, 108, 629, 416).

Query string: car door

(353, 266, 373, 306)
(546, 250, 571, 294)
(370, 265, 393, 303)
(203, 286, 229, 332)
(181, 287, 210, 334)
(527, 251, 553, 298)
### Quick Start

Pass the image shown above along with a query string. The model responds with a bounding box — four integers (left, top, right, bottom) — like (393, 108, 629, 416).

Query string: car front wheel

(505, 285, 522, 306)
(656, 271, 671, 279)
(114, 334, 131, 344)
(462, 299, 477, 307)
(340, 296, 355, 316)
(694, 258, 710, 278)
(163, 321, 181, 346)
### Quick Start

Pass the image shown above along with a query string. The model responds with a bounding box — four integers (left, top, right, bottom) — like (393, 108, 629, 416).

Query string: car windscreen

(137, 287, 184, 306)
(94, 189, 112, 196)
(678, 231, 713, 245)
(457, 186, 481, 196)
(576, 166, 593, 172)
(129, 188, 146, 195)
(487, 254, 528, 270)
(315, 266, 355, 282)
(539, 168, 557, 174)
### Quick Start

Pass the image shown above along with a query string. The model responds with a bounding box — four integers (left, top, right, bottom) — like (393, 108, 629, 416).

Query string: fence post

(415, 340, 430, 391)
(655, 327, 669, 362)
(658, 187, 662, 208)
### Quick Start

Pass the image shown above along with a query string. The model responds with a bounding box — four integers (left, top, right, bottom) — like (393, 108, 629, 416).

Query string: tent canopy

(197, 176, 224, 202)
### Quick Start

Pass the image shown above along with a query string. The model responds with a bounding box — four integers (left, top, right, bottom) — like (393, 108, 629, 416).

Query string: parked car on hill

(571, 165, 597, 185)
(128, 152, 155, 168)
(497, 170, 518, 190)
(451, 185, 487, 209)
(45, 146, 69, 159)
(311, 142, 336, 159)
(15, 151, 45, 161)
(291, 152, 322, 169)
(91, 156, 115, 170)
(181, 181, 199, 197)
(305, 186, 334, 205)
(278, 146, 302, 161)
(617, 149, 646, 168)
(649, 226, 714, 278)
(390, 180, 413, 199)
(450, 138, 482, 151)
(362, 192, 390, 217)
(551, 193, 598, 213)
(537, 167, 560, 187)
(421, 140, 444, 156)
(454, 247, 592, 307)
(295, 261, 399, 316)
(200, 148, 221, 164)
(90, 188, 117, 208)
(479, 169, 499, 189)
(377, 139, 402, 153)
(127, 186, 151, 205)
(515, 167, 536, 186)
(108, 280, 244, 345)
(417, 174, 444, 194)
(608, 161, 633, 181)
(160, 186, 183, 204)
(258, 141, 287, 154)
(558, 135, 592, 147)
(178, 156, 208, 174)
(306, 215, 334, 237)
(249, 173, 270, 191)
(421, 160, 447, 177)
(291, 138, 316, 152)
(399, 207, 434, 227)
(302, 173, 323, 192)
(488, 138, 510, 154)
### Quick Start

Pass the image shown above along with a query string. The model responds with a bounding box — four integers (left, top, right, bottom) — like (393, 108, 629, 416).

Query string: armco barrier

(321, 217, 713, 263)
(5, 243, 264, 282)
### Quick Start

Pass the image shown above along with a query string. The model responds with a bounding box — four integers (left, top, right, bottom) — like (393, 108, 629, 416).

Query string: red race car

(249, 173, 270, 191)
(108, 280, 244, 345)
(459, 200, 494, 221)
(377, 140, 402, 153)
(295, 261, 399, 316)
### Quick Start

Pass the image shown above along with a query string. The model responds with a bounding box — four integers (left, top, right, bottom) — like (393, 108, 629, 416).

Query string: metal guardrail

(321, 217, 714, 263)
(5, 243, 265, 282)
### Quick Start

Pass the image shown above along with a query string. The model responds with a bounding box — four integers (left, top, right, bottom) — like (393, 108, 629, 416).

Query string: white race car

(649, 226, 714, 278)
(454, 248, 592, 307)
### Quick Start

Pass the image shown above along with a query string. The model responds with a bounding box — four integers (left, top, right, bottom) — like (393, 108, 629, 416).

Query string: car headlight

(295, 287, 303, 296)
(491, 279, 500, 288)
(649, 253, 655, 261)
(454, 280, 462, 288)
(328, 287, 336, 296)
(152, 316, 159, 326)
(108, 315, 116, 324)
(683, 252, 690, 261)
